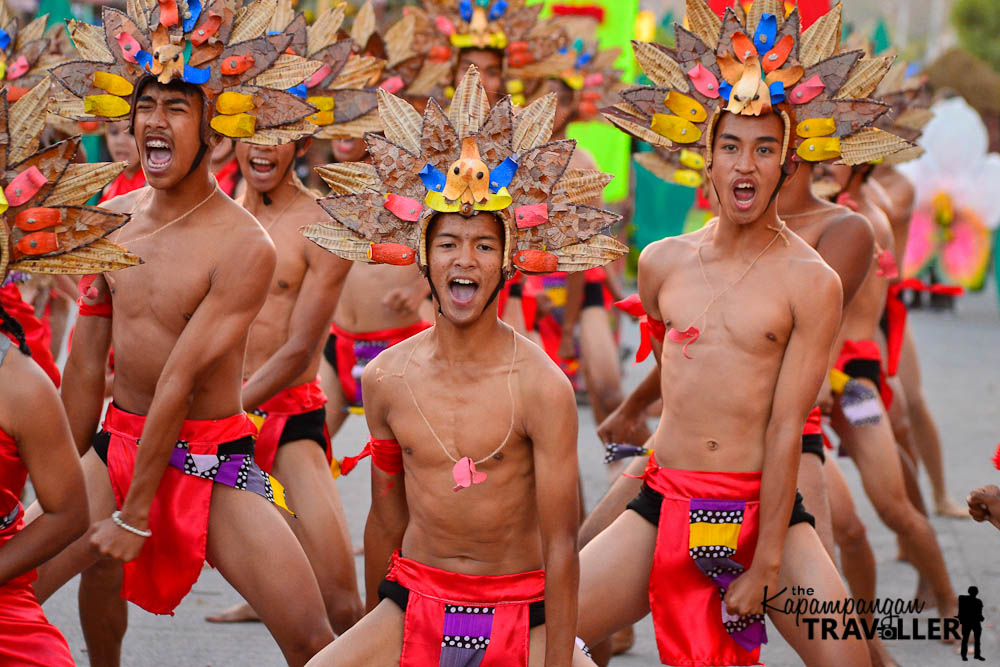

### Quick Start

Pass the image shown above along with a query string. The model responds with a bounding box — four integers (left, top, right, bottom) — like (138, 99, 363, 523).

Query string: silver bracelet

(111, 510, 152, 538)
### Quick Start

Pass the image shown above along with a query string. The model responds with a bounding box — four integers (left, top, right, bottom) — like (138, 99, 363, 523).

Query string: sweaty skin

(32, 81, 334, 667)
(307, 213, 588, 667)
(577, 112, 871, 667)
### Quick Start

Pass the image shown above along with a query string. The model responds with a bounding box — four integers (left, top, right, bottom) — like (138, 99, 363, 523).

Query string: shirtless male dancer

(821, 159, 957, 618)
(200, 138, 363, 630)
(34, 4, 337, 662)
(302, 67, 626, 665)
(874, 161, 966, 517)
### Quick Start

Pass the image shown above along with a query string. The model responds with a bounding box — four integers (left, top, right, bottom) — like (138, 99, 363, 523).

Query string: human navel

(706, 440, 719, 451)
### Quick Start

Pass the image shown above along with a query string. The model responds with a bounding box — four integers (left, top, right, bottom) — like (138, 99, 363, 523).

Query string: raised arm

(62, 274, 114, 455)
(723, 264, 842, 616)
(242, 240, 350, 409)
(527, 363, 580, 667)
(0, 353, 88, 583)
(360, 361, 408, 611)
(90, 232, 276, 562)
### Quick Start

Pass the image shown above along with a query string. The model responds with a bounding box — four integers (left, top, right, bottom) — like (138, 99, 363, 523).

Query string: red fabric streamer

(252, 378, 329, 474)
(551, 4, 604, 21)
(339, 437, 404, 476)
(614, 294, 666, 363)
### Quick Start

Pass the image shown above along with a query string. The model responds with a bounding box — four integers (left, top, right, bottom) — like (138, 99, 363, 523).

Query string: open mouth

(732, 178, 757, 211)
(334, 140, 358, 154)
(448, 278, 479, 306)
(249, 156, 277, 177)
(144, 137, 173, 172)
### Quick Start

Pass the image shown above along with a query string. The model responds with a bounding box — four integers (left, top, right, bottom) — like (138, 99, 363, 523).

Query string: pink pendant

(876, 249, 899, 280)
(667, 326, 700, 359)
(452, 456, 487, 492)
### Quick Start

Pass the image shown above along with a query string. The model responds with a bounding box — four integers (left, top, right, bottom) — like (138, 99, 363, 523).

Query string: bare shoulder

(99, 186, 148, 214)
(638, 226, 706, 275)
(783, 235, 842, 308)
(0, 347, 56, 439)
(212, 195, 275, 259)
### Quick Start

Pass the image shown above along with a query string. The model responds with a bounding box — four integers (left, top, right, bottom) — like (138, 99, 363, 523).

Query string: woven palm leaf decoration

(0, 0, 67, 102)
(0, 79, 139, 279)
(416, 0, 573, 102)
(303, 65, 626, 277)
(604, 0, 915, 170)
(49, 0, 323, 145)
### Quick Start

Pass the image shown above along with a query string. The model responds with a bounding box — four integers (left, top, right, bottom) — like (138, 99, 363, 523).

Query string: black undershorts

(322, 332, 337, 369)
(276, 407, 328, 452)
(843, 358, 882, 392)
(801, 433, 826, 463)
(378, 579, 546, 628)
(583, 281, 605, 309)
(627, 483, 816, 529)
(91, 430, 256, 465)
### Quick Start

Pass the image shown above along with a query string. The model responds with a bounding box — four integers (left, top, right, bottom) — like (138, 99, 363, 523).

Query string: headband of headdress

(603, 0, 914, 171)
(48, 0, 325, 145)
(302, 65, 626, 277)
(0, 78, 140, 281)
(417, 0, 573, 101)
(266, 0, 388, 140)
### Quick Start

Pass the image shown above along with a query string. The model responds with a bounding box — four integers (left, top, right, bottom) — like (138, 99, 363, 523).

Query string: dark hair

(0, 303, 30, 356)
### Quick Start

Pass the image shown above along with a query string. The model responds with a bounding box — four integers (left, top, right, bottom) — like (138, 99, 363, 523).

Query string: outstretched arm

(0, 354, 88, 583)
(90, 234, 276, 562)
(242, 242, 350, 409)
(724, 266, 842, 616)
(361, 362, 408, 611)
(529, 366, 580, 667)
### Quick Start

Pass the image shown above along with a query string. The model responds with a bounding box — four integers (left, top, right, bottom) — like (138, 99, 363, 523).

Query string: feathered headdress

(266, 0, 388, 140)
(0, 1, 66, 101)
(603, 0, 914, 169)
(0, 79, 140, 280)
(418, 0, 573, 100)
(302, 65, 626, 277)
(48, 0, 324, 144)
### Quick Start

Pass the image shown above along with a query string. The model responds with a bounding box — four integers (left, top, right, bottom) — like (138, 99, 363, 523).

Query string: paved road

(41, 286, 1000, 666)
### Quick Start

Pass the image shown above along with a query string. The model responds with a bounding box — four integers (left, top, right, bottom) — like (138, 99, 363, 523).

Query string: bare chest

(658, 263, 792, 357)
(106, 241, 211, 333)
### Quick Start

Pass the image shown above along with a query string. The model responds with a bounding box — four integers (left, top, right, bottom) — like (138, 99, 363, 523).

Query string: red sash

(252, 378, 328, 474)
(386, 551, 545, 666)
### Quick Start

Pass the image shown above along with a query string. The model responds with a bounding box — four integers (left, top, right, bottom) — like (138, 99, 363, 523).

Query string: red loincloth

(834, 339, 893, 410)
(0, 427, 74, 666)
(101, 404, 262, 614)
(803, 405, 832, 450)
(385, 550, 545, 666)
(642, 457, 766, 667)
(252, 378, 329, 474)
(328, 320, 431, 408)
